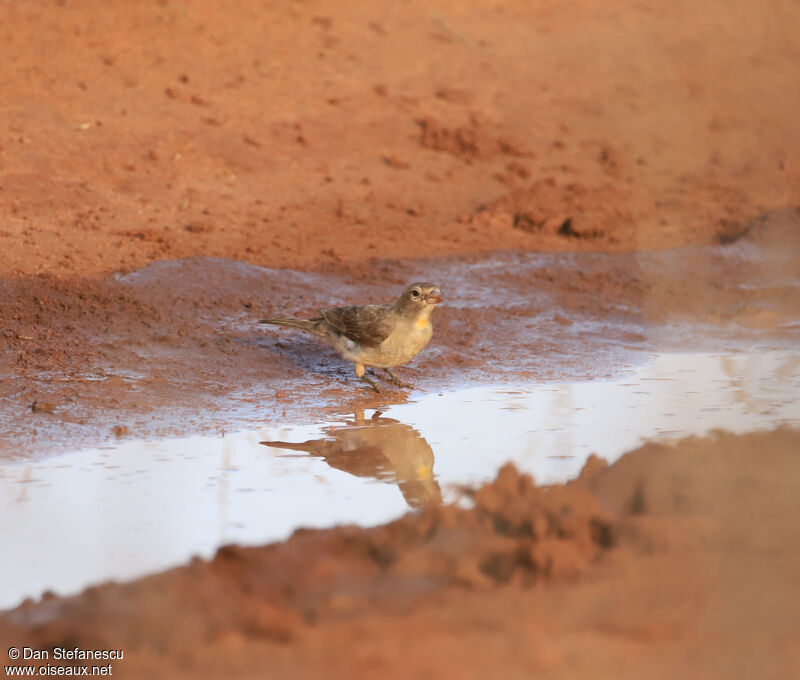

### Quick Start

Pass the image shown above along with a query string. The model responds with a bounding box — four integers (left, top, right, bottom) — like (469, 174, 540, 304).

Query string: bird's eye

(411, 288, 421, 298)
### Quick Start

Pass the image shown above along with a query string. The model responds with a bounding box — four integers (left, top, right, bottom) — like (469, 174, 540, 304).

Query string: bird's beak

(425, 289, 443, 305)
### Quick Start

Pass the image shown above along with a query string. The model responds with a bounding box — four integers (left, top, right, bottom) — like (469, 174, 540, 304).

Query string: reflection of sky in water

(1, 350, 798, 610)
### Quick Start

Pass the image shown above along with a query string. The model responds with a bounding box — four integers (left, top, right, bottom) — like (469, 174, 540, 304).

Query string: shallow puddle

(1, 348, 798, 610)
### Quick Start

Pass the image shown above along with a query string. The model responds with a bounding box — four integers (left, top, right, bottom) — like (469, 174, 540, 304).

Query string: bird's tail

(258, 317, 318, 333)
(259, 440, 311, 452)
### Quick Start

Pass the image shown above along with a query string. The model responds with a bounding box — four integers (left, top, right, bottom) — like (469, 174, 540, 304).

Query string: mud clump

(112, 425, 129, 437)
(472, 463, 614, 582)
(358, 463, 615, 590)
(30, 400, 56, 414)
(474, 178, 630, 244)
(416, 116, 532, 162)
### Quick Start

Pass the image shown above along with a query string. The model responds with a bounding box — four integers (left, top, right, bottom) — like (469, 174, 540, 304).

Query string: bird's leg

(382, 368, 415, 389)
(354, 363, 381, 392)
(361, 374, 381, 392)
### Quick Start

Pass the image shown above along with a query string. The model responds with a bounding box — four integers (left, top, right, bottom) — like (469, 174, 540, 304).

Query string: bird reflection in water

(260, 410, 441, 508)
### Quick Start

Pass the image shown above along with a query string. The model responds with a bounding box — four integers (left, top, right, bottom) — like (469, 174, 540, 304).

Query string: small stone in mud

(112, 425, 130, 437)
(183, 222, 208, 234)
(557, 217, 578, 236)
(381, 155, 409, 169)
(512, 212, 541, 232)
(557, 217, 602, 239)
(31, 400, 56, 414)
(715, 218, 748, 245)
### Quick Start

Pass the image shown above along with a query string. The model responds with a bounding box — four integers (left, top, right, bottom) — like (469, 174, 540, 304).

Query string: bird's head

(395, 282, 443, 318)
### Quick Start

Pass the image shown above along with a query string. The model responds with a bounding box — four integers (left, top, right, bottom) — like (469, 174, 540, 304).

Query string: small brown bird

(261, 409, 441, 508)
(259, 282, 443, 391)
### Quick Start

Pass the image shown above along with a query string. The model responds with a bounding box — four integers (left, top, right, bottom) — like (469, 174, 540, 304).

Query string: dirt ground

(2, 0, 800, 677)
(3, 0, 799, 278)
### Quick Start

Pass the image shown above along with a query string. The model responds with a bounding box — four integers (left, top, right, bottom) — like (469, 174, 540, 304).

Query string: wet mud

(3, 217, 799, 459)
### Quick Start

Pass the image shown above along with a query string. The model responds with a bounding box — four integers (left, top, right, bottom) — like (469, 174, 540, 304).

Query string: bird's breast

(354, 319, 432, 368)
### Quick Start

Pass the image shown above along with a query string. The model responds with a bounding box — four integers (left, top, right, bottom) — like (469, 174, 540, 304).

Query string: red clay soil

(1, 0, 799, 278)
(3, 429, 800, 679)
(2, 1, 800, 678)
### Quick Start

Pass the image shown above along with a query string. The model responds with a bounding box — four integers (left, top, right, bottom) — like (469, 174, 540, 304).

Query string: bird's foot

(383, 368, 415, 389)
(360, 374, 382, 392)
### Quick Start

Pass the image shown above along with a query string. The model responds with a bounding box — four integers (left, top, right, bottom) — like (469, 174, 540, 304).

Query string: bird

(259, 282, 443, 391)
(261, 409, 441, 508)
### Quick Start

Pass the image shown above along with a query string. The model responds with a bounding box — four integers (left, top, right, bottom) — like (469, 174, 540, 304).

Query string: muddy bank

(2, 0, 800, 457)
(3, 219, 799, 458)
(0, 250, 634, 458)
(3, 429, 799, 679)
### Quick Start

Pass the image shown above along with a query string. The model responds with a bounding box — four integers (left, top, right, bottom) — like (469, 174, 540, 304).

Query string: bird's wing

(320, 304, 395, 347)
